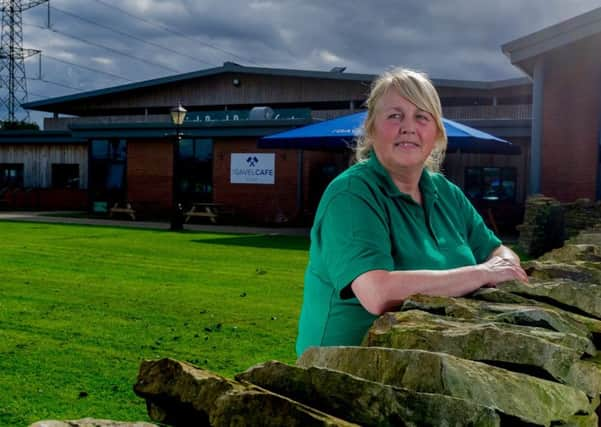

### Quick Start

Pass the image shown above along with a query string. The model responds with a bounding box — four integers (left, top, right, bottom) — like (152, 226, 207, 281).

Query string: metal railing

(443, 104, 531, 120)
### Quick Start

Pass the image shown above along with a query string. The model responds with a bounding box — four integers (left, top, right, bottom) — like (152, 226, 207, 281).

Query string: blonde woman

(296, 68, 527, 357)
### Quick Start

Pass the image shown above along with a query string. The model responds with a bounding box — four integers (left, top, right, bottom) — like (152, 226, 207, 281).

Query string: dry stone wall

(518, 194, 601, 258)
(517, 195, 565, 257)
(33, 226, 601, 426)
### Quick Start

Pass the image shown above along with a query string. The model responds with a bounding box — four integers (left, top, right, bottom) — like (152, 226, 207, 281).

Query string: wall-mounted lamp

(232, 78, 241, 87)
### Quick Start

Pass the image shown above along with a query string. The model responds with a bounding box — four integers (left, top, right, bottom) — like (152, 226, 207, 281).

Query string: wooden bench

(109, 202, 136, 221)
(185, 203, 234, 224)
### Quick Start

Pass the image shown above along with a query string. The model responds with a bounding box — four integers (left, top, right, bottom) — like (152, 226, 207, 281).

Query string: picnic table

(109, 202, 136, 221)
(184, 203, 234, 224)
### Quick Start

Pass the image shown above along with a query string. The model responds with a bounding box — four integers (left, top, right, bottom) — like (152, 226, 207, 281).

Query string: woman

(296, 67, 528, 357)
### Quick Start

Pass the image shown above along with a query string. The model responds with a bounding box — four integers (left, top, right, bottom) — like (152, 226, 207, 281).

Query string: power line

(42, 53, 132, 82)
(50, 5, 215, 67)
(93, 0, 260, 66)
(27, 90, 51, 99)
(29, 77, 81, 91)
(25, 22, 181, 74)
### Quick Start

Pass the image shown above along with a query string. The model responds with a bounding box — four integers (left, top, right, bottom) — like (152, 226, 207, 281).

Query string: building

(3, 61, 531, 226)
(0, 130, 87, 210)
(503, 6, 601, 202)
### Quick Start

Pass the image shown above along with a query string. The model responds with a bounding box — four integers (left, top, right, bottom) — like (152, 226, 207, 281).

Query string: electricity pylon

(0, 0, 47, 122)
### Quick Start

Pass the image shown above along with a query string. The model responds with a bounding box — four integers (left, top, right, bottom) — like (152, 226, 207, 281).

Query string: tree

(1, 120, 39, 130)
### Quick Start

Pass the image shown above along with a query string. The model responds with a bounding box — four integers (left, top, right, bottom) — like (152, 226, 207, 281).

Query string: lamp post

(169, 103, 187, 231)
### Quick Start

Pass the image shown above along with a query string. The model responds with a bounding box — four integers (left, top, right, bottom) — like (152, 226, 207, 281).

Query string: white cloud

(317, 49, 344, 65)
(91, 57, 113, 66)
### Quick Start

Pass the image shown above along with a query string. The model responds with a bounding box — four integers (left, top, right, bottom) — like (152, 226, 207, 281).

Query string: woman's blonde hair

(354, 67, 447, 171)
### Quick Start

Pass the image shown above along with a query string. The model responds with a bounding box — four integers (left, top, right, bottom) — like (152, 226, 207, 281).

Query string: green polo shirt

(295, 154, 501, 357)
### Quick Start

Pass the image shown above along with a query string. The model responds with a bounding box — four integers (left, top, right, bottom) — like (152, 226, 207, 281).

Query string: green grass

(0, 221, 309, 426)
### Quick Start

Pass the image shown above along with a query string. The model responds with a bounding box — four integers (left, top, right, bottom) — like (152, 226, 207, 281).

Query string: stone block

(298, 346, 595, 427)
(133, 358, 357, 426)
(237, 360, 500, 427)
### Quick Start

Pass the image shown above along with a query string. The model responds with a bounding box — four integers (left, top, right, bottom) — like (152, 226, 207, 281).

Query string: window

(89, 139, 127, 210)
(465, 167, 516, 202)
(178, 138, 213, 161)
(194, 139, 213, 161)
(106, 163, 125, 189)
(0, 163, 24, 187)
(179, 138, 194, 159)
(177, 138, 213, 203)
(52, 164, 80, 189)
(91, 140, 110, 159)
(91, 139, 126, 161)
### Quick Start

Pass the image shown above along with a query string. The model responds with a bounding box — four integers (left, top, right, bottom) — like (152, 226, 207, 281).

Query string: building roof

(22, 62, 530, 114)
(502, 6, 601, 75)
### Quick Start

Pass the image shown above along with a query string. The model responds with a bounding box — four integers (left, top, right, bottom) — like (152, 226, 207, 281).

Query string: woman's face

(371, 90, 439, 175)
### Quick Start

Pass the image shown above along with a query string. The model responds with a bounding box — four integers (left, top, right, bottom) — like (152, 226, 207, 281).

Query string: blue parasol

(259, 111, 520, 155)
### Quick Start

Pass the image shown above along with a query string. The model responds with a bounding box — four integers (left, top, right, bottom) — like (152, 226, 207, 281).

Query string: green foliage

(0, 120, 40, 130)
(0, 222, 309, 426)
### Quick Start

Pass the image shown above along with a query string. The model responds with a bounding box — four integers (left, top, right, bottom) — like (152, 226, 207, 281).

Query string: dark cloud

(11, 0, 601, 123)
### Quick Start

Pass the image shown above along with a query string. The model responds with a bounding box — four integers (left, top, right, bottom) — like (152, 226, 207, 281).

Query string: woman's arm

(488, 244, 521, 265)
(351, 253, 528, 315)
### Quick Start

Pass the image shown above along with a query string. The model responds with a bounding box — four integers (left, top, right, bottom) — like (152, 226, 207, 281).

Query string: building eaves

(432, 76, 531, 89)
(502, 6, 601, 74)
(22, 62, 375, 112)
(22, 61, 532, 114)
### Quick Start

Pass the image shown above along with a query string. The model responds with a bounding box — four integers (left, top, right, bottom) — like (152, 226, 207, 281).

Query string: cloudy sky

(11, 0, 601, 123)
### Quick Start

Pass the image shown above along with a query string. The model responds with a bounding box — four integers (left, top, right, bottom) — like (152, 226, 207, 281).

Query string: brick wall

(213, 139, 300, 224)
(127, 140, 173, 214)
(213, 140, 352, 224)
(541, 33, 601, 201)
(3, 188, 87, 210)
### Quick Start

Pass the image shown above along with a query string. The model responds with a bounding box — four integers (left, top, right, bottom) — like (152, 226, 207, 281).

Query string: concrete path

(0, 211, 310, 236)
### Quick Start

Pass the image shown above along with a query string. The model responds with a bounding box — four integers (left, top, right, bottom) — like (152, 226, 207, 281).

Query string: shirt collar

(366, 152, 438, 202)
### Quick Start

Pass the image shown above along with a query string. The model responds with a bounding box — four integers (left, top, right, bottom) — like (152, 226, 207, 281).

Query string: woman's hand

(478, 256, 529, 286)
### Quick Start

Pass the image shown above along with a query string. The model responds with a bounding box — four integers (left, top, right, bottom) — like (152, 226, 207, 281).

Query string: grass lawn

(0, 221, 309, 426)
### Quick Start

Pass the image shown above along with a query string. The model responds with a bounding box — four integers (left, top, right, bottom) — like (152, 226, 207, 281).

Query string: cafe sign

(230, 153, 275, 185)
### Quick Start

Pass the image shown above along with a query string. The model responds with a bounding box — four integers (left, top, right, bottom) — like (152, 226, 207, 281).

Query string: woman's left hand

(479, 255, 529, 286)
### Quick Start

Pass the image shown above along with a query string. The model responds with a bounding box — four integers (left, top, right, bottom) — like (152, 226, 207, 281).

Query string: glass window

(106, 163, 125, 189)
(89, 139, 127, 207)
(110, 140, 127, 161)
(176, 138, 213, 203)
(52, 164, 80, 189)
(501, 168, 517, 200)
(482, 167, 500, 200)
(464, 168, 482, 199)
(0, 163, 24, 187)
(92, 139, 126, 161)
(464, 167, 517, 202)
(179, 138, 194, 159)
(91, 140, 110, 159)
(194, 139, 213, 161)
